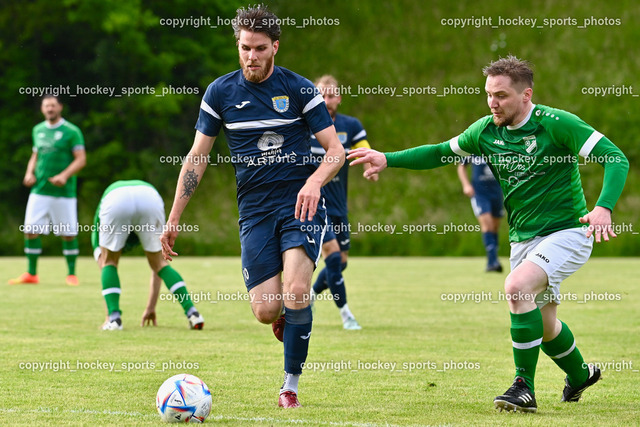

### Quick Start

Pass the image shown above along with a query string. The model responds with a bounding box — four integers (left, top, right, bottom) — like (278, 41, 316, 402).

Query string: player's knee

(503, 273, 527, 299)
(252, 302, 282, 324)
(285, 281, 311, 305)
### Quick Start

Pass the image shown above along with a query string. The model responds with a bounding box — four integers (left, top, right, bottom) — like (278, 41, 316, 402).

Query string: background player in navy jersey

(160, 5, 344, 409)
(457, 155, 504, 272)
(309, 75, 378, 330)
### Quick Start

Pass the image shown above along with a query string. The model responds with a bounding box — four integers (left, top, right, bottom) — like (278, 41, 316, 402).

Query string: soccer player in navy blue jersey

(160, 5, 344, 409)
(308, 75, 378, 330)
(457, 154, 504, 272)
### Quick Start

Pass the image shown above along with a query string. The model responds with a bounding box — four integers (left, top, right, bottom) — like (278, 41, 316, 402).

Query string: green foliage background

(1, 0, 638, 257)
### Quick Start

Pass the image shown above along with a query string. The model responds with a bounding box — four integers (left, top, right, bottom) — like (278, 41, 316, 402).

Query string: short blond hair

(314, 74, 339, 87)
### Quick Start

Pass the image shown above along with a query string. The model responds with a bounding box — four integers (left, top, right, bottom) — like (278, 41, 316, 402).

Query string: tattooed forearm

(180, 169, 199, 199)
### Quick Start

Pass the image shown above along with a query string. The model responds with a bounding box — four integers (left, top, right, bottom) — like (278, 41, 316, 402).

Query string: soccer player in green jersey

(93, 180, 204, 331)
(348, 56, 628, 413)
(9, 94, 86, 286)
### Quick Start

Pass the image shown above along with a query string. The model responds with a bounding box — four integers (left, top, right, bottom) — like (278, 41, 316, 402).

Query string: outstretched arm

(349, 141, 461, 177)
(347, 147, 387, 178)
(161, 131, 216, 260)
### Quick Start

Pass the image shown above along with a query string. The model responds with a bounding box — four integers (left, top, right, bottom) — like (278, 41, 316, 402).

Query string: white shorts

(510, 227, 593, 308)
(23, 193, 78, 236)
(99, 186, 165, 253)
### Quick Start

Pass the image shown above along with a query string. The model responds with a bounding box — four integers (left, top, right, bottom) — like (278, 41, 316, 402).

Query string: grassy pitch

(1, 256, 638, 426)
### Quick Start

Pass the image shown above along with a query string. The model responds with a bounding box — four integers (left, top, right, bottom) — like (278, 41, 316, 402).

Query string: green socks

(101, 265, 121, 315)
(510, 308, 543, 392)
(158, 265, 194, 314)
(62, 238, 79, 275)
(541, 321, 589, 387)
(25, 237, 42, 275)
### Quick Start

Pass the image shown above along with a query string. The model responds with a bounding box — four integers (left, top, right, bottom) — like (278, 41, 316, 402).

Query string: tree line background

(1, 0, 638, 257)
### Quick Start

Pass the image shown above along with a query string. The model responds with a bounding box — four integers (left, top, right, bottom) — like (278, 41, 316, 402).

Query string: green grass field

(1, 256, 638, 426)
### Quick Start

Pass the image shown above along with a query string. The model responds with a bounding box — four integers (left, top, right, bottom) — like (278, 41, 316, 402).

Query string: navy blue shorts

(239, 202, 327, 291)
(323, 214, 351, 252)
(471, 191, 504, 218)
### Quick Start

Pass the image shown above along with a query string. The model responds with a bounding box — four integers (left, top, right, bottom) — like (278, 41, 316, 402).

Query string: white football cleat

(102, 318, 123, 331)
(188, 311, 204, 330)
(343, 317, 362, 330)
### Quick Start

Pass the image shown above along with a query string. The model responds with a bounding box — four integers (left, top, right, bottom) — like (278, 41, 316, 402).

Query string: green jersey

(32, 119, 85, 198)
(386, 104, 628, 242)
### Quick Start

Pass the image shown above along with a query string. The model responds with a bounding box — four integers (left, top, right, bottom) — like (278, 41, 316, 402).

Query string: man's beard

(241, 54, 273, 83)
(45, 112, 61, 122)
(492, 110, 516, 127)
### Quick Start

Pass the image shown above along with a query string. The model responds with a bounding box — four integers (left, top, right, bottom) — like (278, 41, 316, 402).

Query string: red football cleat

(272, 314, 285, 342)
(8, 272, 39, 285)
(278, 391, 301, 408)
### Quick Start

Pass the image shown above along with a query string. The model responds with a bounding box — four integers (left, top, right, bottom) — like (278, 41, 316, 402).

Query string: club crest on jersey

(523, 135, 537, 154)
(272, 95, 289, 113)
(337, 132, 348, 144)
(257, 131, 284, 151)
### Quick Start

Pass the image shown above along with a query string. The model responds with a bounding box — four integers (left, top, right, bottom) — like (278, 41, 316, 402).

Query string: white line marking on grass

(0, 407, 413, 426)
(0, 407, 156, 419)
(210, 415, 406, 426)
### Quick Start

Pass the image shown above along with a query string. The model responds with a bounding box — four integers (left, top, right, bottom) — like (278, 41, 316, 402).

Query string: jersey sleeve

(448, 116, 490, 157)
(32, 126, 38, 153)
(543, 108, 628, 211)
(543, 108, 603, 156)
(195, 81, 223, 137)
(352, 139, 371, 149)
(298, 79, 333, 134)
(385, 117, 488, 170)
(350, 117, 368, 144)
(385, 140, 459, 169)
(585, 136, 629, 211)
(70, 124, 85, 151)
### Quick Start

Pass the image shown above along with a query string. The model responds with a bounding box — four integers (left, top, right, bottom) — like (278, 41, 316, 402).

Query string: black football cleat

(561, 363, 601, 402)
(494, 376, 537, 413)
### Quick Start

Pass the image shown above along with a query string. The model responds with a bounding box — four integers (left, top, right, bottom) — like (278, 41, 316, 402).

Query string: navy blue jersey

(462, 155, 502, 194)
(196, 66, 334, 216)
(309, 113, 367, 216)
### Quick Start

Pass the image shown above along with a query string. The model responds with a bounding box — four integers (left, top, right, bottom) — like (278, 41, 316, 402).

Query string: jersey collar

(506, 104, 536, 130)
(45, 118, 66, 129)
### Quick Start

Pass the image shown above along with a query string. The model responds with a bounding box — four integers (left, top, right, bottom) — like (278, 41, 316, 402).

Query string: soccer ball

(156, 374, 212, 423)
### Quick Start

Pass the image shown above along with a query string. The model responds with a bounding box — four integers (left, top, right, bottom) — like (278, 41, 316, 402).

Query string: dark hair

(233, 4, 281, 42)
(483, 55, 533, 90)
(41, 94, 62, 104)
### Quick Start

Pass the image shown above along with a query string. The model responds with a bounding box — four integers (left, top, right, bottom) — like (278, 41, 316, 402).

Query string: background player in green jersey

(9, 94, 86, 286)
(349, 56, 628, 414)
(93, 180, 204, 331)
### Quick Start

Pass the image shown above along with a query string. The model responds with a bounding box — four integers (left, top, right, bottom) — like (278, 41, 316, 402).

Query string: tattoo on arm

(180, 169, 199, 199)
